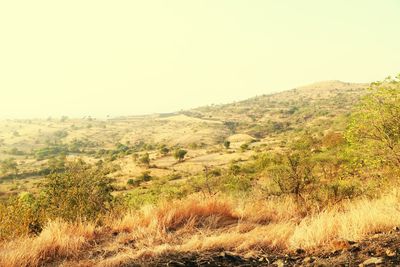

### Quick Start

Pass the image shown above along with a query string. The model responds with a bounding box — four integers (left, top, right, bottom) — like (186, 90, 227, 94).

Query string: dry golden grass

(289, 192, 400, 249)
(0, 220, 96, 267)
(1, 191, 400, 266)
(102, 191, 400, 263)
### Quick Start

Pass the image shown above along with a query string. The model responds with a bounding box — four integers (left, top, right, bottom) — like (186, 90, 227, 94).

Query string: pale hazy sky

(0, 1, 399, 119)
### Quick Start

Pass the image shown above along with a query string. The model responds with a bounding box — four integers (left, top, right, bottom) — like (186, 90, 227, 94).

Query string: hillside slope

(183, 81, 368, 138)
(0, 81, 369, 199)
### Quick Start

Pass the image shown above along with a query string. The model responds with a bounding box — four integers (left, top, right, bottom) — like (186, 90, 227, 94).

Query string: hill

(0, 80, 368, 198)
(185, 80, 368, 137)
(5, 78, 400, 267)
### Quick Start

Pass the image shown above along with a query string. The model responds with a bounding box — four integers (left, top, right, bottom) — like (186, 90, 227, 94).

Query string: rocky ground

(127, 230, 400, 266)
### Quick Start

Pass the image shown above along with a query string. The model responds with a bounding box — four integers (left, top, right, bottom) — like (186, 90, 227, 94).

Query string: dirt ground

(128, 230, 400, 266)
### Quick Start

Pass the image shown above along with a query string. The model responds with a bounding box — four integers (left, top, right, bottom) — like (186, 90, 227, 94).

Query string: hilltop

(185, 80, 367, 136)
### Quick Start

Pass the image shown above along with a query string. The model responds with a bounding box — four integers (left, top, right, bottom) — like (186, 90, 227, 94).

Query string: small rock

(273, 259, 285, 267)
(367, 250, 375, 256)
(303, 257, 315, 264)
(393, 226, 400, 232)
(258, 257, 265, 262)
(385, 249, 396, 257)
(360, 257, 384, 266)
(243, 252, 256, 259)
(167, 261, 185, 267)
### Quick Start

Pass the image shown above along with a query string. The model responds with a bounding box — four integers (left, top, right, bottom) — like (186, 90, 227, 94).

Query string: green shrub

(223, 140, 231, 149)
(326, 179, 362, 202)
(229, 163, 241, 175)
(240, 143, 249, 151)
(268, 152, 317, 201)
(41, 161, 115, 222)
(125, 188, 159, 208)
(160, 145, 170, 156)
(221, 175, 253, 194)
(127, 179, 136, 186)
(0, 193, 43, 240)
(174, 149, 187, 162)
(137, 171, 152, 182)
(35, 145, 68, 160)
(346, 75, 400, 170)
(167, 173, 182, 181)
(124, 182, 189, 209)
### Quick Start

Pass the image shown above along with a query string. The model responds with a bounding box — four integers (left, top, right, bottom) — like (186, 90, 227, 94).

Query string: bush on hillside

(174, 149, 187, 162)
(41, 161, 115, 222)
(347, 75, 400, 170)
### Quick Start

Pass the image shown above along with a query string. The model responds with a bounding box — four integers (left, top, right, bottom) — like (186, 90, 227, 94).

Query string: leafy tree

(160, 145, 170, 156)
(224, 121, 238, 134)
(268, 152, 317, 202)
(223, 140, 231, 149)
(174, 149, 187, 162)
(266, 134, 320, 202)
(137, 171, 152, 182)
(190, 166, 220, 196)
(115, 143, 131, 156)
(346, 75, 400, 168)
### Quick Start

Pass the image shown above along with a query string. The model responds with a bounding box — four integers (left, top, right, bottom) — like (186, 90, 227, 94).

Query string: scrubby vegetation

(0, 77, 399, 266)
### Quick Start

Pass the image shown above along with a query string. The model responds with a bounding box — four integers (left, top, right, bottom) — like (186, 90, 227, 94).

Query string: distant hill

(0, 81, 370, 163)
(179, 81, 369, 139)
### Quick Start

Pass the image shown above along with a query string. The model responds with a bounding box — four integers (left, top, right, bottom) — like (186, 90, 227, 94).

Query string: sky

(0, 1, 399, 119)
